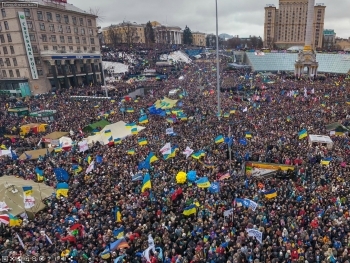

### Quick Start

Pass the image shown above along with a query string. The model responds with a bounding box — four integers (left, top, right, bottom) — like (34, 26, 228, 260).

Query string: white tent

(86, 121, 146, 145)
(308, 134, 333, 149)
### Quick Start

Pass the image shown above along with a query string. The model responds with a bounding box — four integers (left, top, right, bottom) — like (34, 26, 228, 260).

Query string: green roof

(82, 119, 110, 132)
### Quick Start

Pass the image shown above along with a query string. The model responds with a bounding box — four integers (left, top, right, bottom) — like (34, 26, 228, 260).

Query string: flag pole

(228, 126, 232, 174)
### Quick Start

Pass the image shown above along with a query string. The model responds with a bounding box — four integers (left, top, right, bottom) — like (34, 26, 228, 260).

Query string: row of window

(1, 45, 15, 55)
(33, 22, 94, 36)
(0, 58, 18, 67)
(0, 33, 12, 43)
(0, 69, 42, 78)
(23, 9, 93, 27)
(32, 34, 95, 45)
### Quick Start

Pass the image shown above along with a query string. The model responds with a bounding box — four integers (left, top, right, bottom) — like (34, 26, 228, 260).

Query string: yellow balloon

(176, 171, 187, 184)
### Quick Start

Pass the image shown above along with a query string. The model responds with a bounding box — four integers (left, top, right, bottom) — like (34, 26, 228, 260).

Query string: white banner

(160, 143, 171, 155)
(0, 201, 9, 211)
(78, 140, 89, 152)
(24, 196, 35, 209)
(166, 127, 174, 135)
(86, 161, 95, 174)
(246, 229, 263, 244)
(182, 146, 194, 159)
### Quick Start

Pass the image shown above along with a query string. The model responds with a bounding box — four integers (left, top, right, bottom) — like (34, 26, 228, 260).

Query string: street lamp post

(101, 61, 108, 97)
(215, 0, 221, 120)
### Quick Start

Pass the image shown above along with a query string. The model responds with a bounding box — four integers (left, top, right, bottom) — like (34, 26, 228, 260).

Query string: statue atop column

(294, 0, 319, 78)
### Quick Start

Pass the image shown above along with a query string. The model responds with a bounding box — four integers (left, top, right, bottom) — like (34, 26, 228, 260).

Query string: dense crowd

(0, 53, 350, 263)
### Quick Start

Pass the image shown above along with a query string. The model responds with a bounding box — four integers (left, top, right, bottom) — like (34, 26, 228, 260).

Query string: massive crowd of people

(0, 50, 350, 263)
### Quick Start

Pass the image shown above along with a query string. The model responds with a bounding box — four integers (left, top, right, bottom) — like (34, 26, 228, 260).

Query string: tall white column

(304, 0, 315, 51)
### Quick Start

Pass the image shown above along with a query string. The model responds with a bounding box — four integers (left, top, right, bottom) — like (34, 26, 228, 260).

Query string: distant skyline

(71, 0, 350, 38)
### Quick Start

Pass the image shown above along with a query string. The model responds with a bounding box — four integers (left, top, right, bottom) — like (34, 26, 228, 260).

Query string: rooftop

(245, 52, 350, 74)
(10, 0, 96, 16)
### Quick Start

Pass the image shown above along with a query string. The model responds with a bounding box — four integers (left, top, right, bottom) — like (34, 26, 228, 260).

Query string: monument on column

(294, 0, 318, 78)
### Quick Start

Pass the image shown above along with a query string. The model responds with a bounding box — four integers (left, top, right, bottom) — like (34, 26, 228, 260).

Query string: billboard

(18, 12, 38, 80)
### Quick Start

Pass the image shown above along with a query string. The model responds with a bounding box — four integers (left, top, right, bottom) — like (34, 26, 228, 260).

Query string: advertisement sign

(18, 12, 38, 80)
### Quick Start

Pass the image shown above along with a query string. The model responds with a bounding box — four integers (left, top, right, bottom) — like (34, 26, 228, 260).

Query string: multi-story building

(151, 21, 182, 45)
(264, 1, 326, 49)
(102, 22, 145, 46)
(192, 32, 206, 47)
(323, 29, 336, 49)
(0, 0, 102, 96)
(335, 38, 350, 51)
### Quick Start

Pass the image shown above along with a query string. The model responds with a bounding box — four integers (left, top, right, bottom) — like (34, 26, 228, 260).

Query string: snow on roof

(34, 0, 94, 16)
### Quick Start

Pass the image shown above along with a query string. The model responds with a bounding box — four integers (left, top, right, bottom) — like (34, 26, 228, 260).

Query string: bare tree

(121, 22, 139, 45)
(89, 7, 105, 25)
(107, 25, 122, 47)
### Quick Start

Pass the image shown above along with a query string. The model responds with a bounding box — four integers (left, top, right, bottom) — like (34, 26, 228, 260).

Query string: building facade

(151, 21, 182, 45)
(264, 1, 326, 49)
(335, 38, 350, 51)
(0, 0, 102, 96)
(323, 29, 336, 49)
(192, 32, 206, 47)
(102, 22, 145, 46)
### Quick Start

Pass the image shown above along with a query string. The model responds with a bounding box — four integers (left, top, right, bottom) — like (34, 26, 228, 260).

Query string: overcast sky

(71, 0, 350, 38)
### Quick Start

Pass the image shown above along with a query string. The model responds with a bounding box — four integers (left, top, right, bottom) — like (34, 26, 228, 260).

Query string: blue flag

(54, 168, 69, 181)
(208, 182, 220, 193)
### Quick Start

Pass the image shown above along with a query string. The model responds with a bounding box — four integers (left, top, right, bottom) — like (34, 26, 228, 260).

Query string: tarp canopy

(19, 148, 54, 160)
(86, 121, 145, 145)
(20, 123, 47, 134)
(82, 119, 110, 133)
(0, 176, 54, 216)
(325, 122, 349, 132)
(154, 97, 178, 109)
(42, 131, 69, 141)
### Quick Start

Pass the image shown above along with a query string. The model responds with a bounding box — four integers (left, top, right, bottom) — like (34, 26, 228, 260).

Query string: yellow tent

(154, 97, 178, 109)
(20, 123, 47, 135)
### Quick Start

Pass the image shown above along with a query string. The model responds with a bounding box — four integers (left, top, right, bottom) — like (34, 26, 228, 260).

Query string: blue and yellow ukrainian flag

(298, 129, 308, 139)
(321, 102, 326, 107)
(192, 150, 205, 159)
(9, 214, 21, 227)
(230, 109, 236, 114)
(127, 149, 135, 155)
(131, 128, 138, 135)
(22, 186, 33, 197)
(224, 113, 230, 118)
(127, 108, 134, 113)
(35, 167, 44, 181)
(139, 115, 149, 124)
(100, 249, 110, 259)
(215, 135, 224, 144)
(104, 130, 111, 135)
(72, 165, 82, 174)
(166, 118, 174, 123)
(180, 116, 188, 121)
(146, 152, 158, 163)
(321, 157, 332, 165)
(183, 204, 197, 216)
(108, 136, 113, 142)
(125, 122, 136, 129)
(138, 138, 148, 146)
(195, 177, 211, 188)
(113, 227, 124, 239)
(324, 94, 330, 98)
(114, 207, 122, 223)
(264, 189, 277, 199)
(245, 132, 252, 139)
(141, 173, 151, 193)
(114, 138, 121, 144)
(56, 182, 69, 198)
